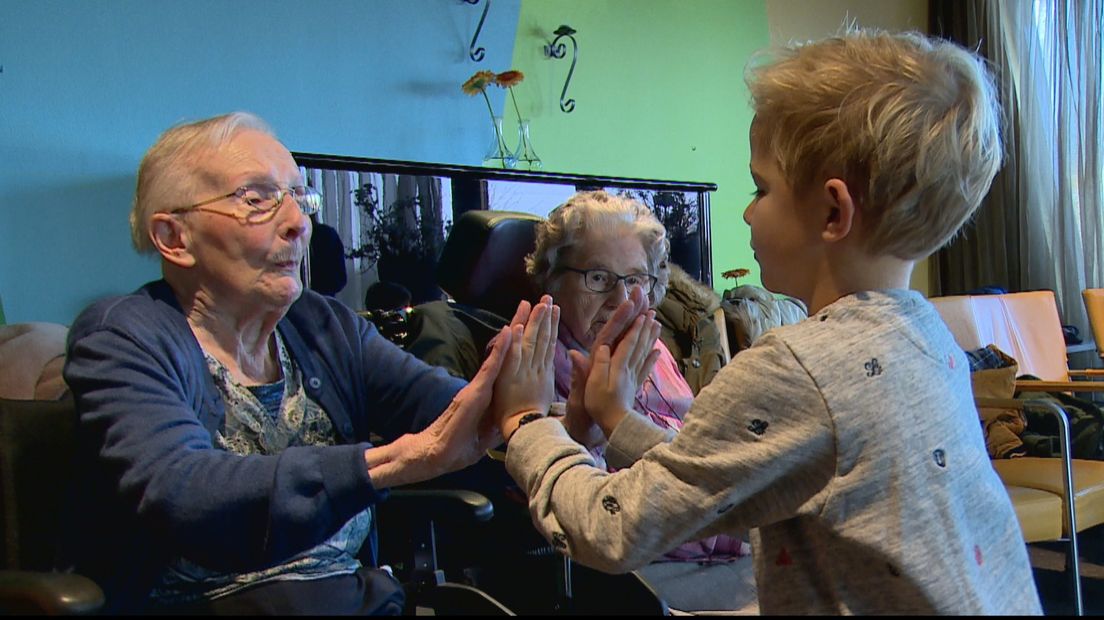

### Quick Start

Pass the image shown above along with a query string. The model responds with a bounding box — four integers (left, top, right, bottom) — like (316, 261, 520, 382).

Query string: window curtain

(301, 167, 450, 311)
(930, 0, 1104, 337)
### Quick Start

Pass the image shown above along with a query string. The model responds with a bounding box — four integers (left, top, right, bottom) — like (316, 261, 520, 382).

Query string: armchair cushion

(1001, 486, 1063, 543)
(993, 458, 1104, 535)
(0, 323, 69, 400)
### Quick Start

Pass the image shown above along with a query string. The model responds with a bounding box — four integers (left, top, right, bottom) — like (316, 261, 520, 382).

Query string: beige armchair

(0, 323, 69, 401)
(931, 291, 1104, 616)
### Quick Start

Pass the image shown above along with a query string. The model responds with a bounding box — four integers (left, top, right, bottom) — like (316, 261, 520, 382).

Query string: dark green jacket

(656, 265, 726, 395)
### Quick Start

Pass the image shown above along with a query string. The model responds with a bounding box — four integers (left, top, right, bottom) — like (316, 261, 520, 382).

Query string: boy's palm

(491, 298, 559, 426)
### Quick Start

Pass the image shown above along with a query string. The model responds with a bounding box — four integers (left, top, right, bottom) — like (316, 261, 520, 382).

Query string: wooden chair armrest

(1015, 379, 1104, 392)
(1066, 369, 1104, 379)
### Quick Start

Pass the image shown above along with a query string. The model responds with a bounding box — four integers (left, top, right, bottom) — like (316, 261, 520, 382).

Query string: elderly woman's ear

(149, 213, 197, 268)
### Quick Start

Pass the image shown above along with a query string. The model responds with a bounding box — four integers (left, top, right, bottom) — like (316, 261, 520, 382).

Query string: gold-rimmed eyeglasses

(170, 183, 321, 223)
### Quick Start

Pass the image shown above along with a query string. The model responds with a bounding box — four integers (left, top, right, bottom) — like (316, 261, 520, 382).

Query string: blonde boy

(491, 29, 1041, 614)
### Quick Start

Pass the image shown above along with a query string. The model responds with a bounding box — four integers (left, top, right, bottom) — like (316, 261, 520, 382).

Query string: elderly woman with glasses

(62, 112, 543, 615)
(525, 191, 754, 612)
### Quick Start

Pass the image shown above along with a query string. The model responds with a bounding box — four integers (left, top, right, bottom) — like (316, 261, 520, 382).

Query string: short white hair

(526, 190, 671, 307)
(129, 112, 274, 254)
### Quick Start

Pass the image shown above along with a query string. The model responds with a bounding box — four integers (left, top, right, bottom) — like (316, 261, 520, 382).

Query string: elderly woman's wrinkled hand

(581, 309, 662, 437)
(493, 296, 559, 442)
(364, 324, 514, 487)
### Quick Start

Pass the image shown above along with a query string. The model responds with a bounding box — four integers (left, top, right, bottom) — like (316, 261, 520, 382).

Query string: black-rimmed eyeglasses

(563, 267, 658, 294)
(170, 183, 321, 223)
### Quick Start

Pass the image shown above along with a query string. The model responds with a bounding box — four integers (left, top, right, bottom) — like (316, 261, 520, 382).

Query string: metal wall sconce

(544, 25, 578, 113)
(463, 0, 490, 62)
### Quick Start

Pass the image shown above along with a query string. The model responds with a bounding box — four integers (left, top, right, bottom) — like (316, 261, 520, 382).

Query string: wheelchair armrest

(386, 488, 494, 523)
(377, 489, 495, 587)
(0, 570, 104, 615)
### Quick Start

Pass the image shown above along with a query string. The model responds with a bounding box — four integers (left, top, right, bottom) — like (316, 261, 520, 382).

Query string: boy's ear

(149, 213, 197, 268)
(821, 178, 856, 243)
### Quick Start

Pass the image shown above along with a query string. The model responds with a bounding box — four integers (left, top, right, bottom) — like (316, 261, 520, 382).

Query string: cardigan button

(308, 377, 322, 390)
(691, 358, 701, 368)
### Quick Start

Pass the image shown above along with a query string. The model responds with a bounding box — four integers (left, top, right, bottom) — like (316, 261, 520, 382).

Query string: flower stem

(508, 87, 525, 127)
(481, 89, 508, 158)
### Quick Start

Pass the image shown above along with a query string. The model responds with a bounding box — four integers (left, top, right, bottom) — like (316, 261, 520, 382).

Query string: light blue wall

(0, 0, 520, 324)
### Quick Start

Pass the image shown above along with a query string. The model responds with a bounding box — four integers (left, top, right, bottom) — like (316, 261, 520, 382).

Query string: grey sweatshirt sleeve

(505, 334, 836, 573)
(604, 411, 676, 469)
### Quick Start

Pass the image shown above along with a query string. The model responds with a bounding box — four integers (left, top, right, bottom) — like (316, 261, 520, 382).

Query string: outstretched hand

(493, 295, 559, 442)
(364, 323, 514, 488)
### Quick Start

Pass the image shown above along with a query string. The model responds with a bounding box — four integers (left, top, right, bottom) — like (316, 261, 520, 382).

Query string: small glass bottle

(483, 115, 517, 169)
(513, 119, 542, 171)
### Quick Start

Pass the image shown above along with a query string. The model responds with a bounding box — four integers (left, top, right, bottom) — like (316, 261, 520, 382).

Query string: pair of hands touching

(493, 287, 663, 446)
(365, 287, 661, 489)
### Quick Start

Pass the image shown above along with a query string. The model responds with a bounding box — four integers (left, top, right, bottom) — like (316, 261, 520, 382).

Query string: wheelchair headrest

(436, 210, 543, 321)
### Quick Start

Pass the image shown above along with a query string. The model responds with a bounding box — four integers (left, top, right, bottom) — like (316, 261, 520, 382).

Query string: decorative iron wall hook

(544, 25, 578, 113)
(463, 0, 490, 62)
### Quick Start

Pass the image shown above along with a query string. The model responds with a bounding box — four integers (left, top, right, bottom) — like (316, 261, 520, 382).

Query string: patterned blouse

(149, 331, 372, 604)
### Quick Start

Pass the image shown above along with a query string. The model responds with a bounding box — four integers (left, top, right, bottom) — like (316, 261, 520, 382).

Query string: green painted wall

(508, 0, 769, 289)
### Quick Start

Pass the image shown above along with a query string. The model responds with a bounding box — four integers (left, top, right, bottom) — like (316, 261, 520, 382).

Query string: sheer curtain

(301, 167, 450, 311)
(932, 0, 1104, 337)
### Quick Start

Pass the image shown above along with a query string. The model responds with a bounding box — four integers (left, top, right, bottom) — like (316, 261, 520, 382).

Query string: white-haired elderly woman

(525, 191, 753, 610)
(61, 111, 542, 615)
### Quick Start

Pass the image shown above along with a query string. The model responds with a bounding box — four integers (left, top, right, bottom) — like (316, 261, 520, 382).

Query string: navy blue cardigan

(62, 280, 465, 611)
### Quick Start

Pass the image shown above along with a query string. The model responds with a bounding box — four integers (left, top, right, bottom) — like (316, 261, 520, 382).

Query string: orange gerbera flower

(494, 70, 524, 88)
(461, 70, 497, 95)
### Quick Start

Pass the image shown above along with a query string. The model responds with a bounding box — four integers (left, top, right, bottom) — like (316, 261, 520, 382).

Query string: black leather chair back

(436, 210, 542, 321)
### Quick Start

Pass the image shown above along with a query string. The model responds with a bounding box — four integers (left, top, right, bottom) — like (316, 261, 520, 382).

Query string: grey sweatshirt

(507, 290, 1042, 615)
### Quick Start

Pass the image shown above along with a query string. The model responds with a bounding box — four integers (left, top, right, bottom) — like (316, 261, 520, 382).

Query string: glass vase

(513, 119, 542, 171)
(483, 115, 517, 169)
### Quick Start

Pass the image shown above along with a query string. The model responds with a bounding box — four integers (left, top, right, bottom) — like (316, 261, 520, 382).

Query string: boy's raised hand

(492, 296, 560, 442)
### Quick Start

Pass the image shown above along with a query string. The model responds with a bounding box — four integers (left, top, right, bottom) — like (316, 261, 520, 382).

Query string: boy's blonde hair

(746, 28, 1002, 259)
(130, 112, 273, 254)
